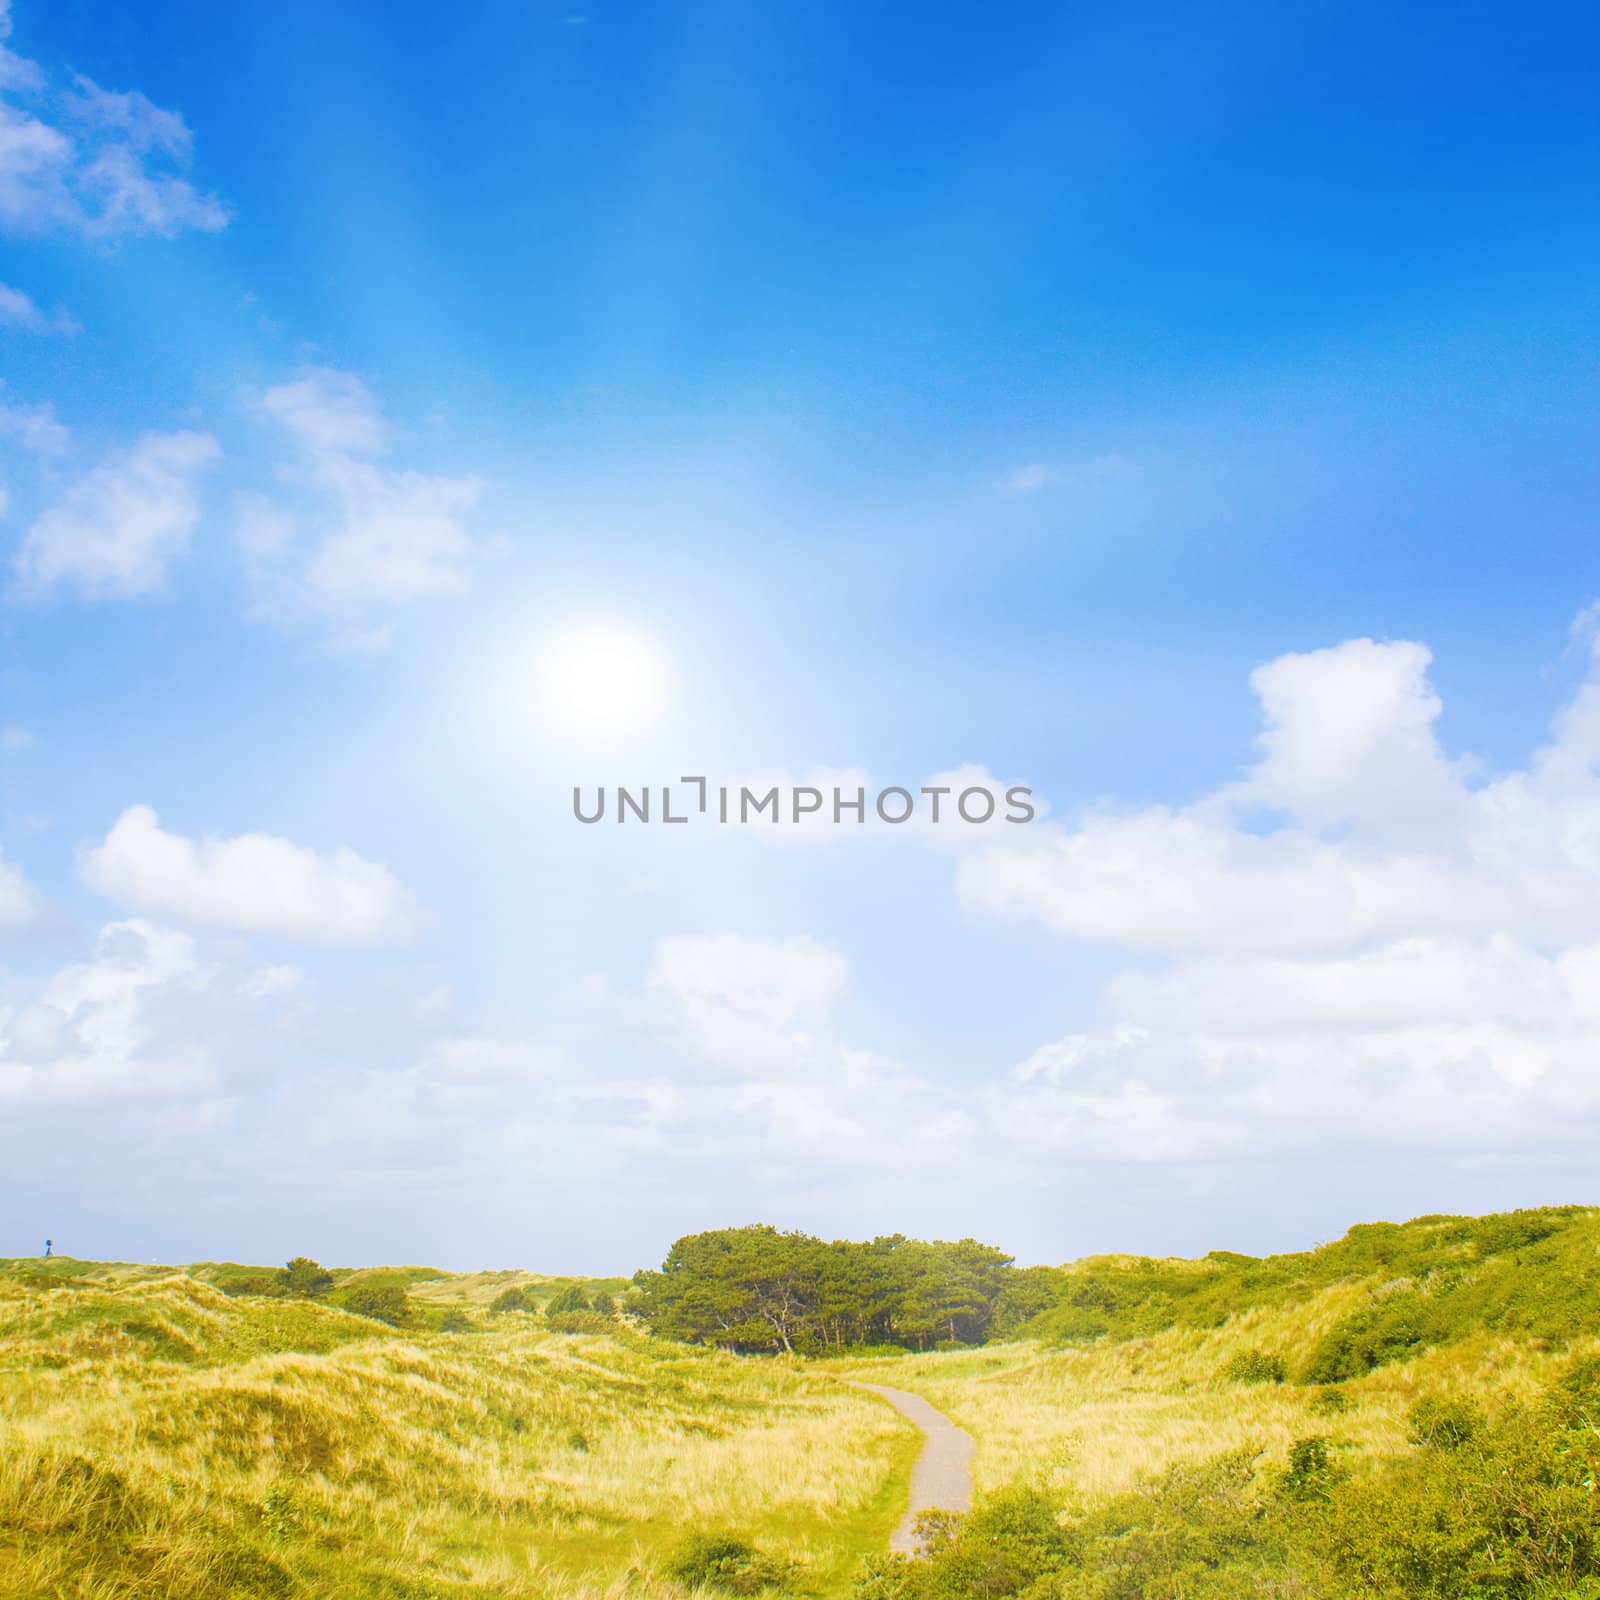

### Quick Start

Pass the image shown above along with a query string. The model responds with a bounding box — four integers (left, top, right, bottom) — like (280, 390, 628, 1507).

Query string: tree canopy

(632, 1225, 1014, 1353)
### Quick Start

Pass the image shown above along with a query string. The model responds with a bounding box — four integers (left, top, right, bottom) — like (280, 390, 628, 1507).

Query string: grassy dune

(833, 1279, 1581, 1502)
(0, 1267, 915, 1599)
(6, 1212, 1597, 1598)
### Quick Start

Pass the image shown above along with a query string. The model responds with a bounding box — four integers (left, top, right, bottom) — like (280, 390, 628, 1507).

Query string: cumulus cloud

(0, 918, 309, 1108)
(279, 933, 957, 1200)
(79, 805, 416, 943)
(0, 920, 209, 1103)
(960, 636, 1600, 954)
(972, 623, 1600, 1164)
(13, 430, 218, 599)
(0, 5, 226, 239)
(241, 368, 483, 630)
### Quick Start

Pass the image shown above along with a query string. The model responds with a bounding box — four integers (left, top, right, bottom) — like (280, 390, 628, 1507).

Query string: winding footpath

(851, 1383, 975, 1554)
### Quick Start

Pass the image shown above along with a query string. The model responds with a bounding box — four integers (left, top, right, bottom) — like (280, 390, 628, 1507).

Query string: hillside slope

(0, 1269, 913, 1599)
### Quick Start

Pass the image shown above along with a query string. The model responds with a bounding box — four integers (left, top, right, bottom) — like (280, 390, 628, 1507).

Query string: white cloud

(80, 804, 416, 943)
(0, 919, 211, 1103)
(1236, 638, 1469, 831)
(996, 462, 1055, 495)
(305, 458, 479, 601)
(0, 278, 76, 333)
(0, 846, 50, 934)
(13, 430, 218, 599)
(960, 635, 1600, 955)
(650, 932, 848, 1036)
(0, 6, 226, 239)
(0, 919, 311, 1110)
(261, 368, 390, 456)
(0, 394, 67, 453)
(994, 456, 1125, 497)
(242, 368, 483, 626)
(298, 933, 940, 1194)
(971, 618, 1600, 1165)
(1, 722, 31, 750)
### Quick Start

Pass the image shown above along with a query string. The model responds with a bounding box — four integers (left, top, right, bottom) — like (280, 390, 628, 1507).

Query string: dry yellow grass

(10, 1243, 1593, 1598)
(0, 1271, 918, 1598)
(831, 1279, 1585, 1502)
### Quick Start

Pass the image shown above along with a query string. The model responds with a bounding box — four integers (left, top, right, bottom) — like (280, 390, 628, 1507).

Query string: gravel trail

(852, 1382, 975, 1554)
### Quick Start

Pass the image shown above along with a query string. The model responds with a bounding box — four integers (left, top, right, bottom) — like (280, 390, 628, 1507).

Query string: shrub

(1299, 1290, 1432, 1383)
(666, 1532, 794, 1594)
(1310, 1385, 1355, 1415)
(342, 1285, 409, 1327)
(219, 1272, 290, 1299)
(852, 1487, 1070, 1599)
(284, 1257, 334, 1297)
(544, 1285, 591, 1315)
(438, 1309, 475, 1334)
(218, 1257, 332, 1301)
(1407, 1394, 1484, 1450)
(589, 1290, 617, 1316)
(1280, 1435, 1342, 1501)
(1553, 1352, 1600, 1426)
(1223, 1348, 1287, 1384)
(489, 1285, 536, 1314)
(1325, 1402, 1600, 1595)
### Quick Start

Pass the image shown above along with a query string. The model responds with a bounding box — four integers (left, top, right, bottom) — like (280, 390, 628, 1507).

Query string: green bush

(1222, 1348, 1287, 1384)
(1326, 1400, 1600, 1596)
(666, 1531, 794, 1594)
(283, 1257, 334, 1298)
(216, 1257, 333, 1302)
(489, 1285, 536, 1314)
(852, 1487, 1070, 1599)
(1299, 1290, 1432, 1383)
(341, 1285, 410, 1327)
(544, 1285, 591, 1315)
(1310, 1385, 1355, 1415)
(1407, 1394, 1484, 1450)
(1280, 1435, 1343, 1501)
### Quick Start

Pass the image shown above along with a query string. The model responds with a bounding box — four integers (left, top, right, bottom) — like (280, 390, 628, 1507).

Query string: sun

(536, 623, 669, 739)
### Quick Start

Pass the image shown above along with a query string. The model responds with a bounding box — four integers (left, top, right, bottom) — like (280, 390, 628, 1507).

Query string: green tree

(633, 1226, 1013, 1353)
(283, 1257, 334, 1298)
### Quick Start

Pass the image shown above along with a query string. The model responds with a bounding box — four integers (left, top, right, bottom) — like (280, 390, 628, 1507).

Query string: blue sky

(1, 0, 1598, 1273)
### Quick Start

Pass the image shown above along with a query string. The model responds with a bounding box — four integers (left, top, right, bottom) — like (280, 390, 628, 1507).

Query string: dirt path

(852, 1382, 974, 1554)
